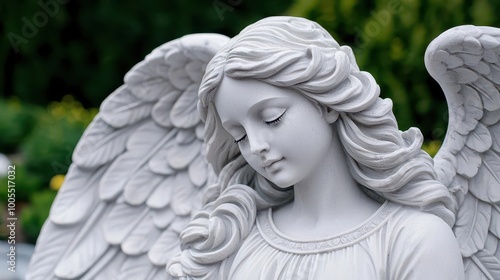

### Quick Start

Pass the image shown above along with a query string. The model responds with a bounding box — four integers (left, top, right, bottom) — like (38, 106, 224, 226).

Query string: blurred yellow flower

(422, 140, 442, 158)
(50, 174, 65, 191)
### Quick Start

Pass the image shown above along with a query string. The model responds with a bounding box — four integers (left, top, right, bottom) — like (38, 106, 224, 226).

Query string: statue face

(214, 76, 335, 188)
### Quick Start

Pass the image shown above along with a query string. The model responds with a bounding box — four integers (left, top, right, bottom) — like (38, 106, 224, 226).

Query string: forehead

(213, 76, 297, 121)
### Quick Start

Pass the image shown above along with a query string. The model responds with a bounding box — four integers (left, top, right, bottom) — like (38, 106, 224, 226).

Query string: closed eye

(234, 111, 286, 144)
(234, 135, 247, 144)
(265, 111, 286, 126)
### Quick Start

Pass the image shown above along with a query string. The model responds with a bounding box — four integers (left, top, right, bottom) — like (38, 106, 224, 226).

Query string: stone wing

(426, 25, 500, 279)
(26, 33, 228, 279)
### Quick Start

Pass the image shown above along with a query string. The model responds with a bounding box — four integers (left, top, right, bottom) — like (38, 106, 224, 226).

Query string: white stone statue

(26, 17, 500, 279)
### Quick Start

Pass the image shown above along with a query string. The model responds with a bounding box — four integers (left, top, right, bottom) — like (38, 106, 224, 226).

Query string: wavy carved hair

(169, 16, 456, 279)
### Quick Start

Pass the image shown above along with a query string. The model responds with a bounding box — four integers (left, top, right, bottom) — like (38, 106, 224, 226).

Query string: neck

(274, 127, 381, 239)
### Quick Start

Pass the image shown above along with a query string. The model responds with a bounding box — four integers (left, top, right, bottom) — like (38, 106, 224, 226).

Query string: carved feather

(185, 60, 205, 82)
(460, 87, 483, 134)
(121, 213, 161, 255)
(189, 153, 209, 188)
(487, 64, 500, 84)
(176, 128, 197, 145)
(100, 86, 155, 128)
(466, 123, 492, 153)
(171, 172, 196, 215)
(151, 90, 184, 128)
(103, 202, 148, 245)
(490, 204, 500, 239)
(454, 193, 491, 257)
(469, 250, 500, 280)
(470, 150, 500, 203)
(482, 109, 500, 126)
(164, 46, 189, 67)
(24, 222, 81, 279)
(196, 122, 204, 140)
(148, 136, 177, 175)
(480, 34, 500, 49)
(151, 206, 176, 229)
(450, 174, 469, 207)
(455, 146, 482, 178)
(146, 175, 175, 209)
(50, 165, 105, 225)
(148, 230, 181, 266)
(117, 254, 158, 280)
(166, 139, 201, 170)
(72, 118, 135, 169)
(491, 124, 500, 152)
(54, 204, 110, 278)
(170, 215, 192, 234)
(464, 258, 490, 280)
(456, 68, 479, 84)
(167, 66, 192, 90)
(170, 84, 201, 128)
(99, 122, 172, 200)
(474, 77, 500, 111)
(125, 55, 173, 102)
(81, 246, 124, 280)
(470, 60, 491, 75)
(124, 167, 165, 206)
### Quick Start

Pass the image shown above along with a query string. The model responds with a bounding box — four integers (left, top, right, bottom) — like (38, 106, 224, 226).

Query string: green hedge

(2, 0, 293, 106)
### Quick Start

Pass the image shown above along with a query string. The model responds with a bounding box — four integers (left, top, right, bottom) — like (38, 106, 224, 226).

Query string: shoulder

(388, 207, 458, 253)
(390, 207, 452, 238)
(387, 207, 464, 279)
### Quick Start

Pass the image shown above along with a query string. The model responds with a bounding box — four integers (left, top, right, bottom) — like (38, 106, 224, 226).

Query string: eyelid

(234, 135, 247, 144)
(233, 109, 286, 145)
(265, 110, 286, 125)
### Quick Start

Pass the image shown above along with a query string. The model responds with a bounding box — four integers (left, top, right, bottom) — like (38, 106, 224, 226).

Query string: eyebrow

(221, 97, 288, 127)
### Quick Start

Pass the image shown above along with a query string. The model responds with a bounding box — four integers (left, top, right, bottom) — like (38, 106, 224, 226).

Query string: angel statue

(25, 16, 500, 279)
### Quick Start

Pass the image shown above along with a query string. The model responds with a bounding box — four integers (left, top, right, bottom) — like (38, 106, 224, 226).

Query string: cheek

(240, 149, 263, 173)
(286, 123, 333, 165)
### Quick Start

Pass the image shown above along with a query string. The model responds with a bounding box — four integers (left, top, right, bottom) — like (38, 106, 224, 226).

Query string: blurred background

(1, 0, 499, 251)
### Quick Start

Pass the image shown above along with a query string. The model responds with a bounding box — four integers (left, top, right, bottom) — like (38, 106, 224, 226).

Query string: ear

(324, 107, 339, 124)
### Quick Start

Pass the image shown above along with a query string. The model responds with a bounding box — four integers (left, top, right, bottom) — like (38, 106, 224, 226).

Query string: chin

(265, 173, 298, 190)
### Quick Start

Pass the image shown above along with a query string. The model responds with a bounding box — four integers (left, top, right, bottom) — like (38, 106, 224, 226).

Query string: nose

(248, 131, 270, 155)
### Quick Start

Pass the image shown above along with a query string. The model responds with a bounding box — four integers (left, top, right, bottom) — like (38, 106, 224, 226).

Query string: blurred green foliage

(0, 99, 39, 153)
(2, 0, 292, 106)
(286, 0, 500, 140)
(22, 96, 96, 183)
(20, 189, 57, 243)
(0, 165, 43, 203)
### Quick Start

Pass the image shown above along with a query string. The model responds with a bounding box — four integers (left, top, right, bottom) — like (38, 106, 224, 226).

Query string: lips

(262, 157, 283, 168)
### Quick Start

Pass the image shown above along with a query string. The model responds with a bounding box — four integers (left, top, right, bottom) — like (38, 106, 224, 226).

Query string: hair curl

(168, 16, 455, 279)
